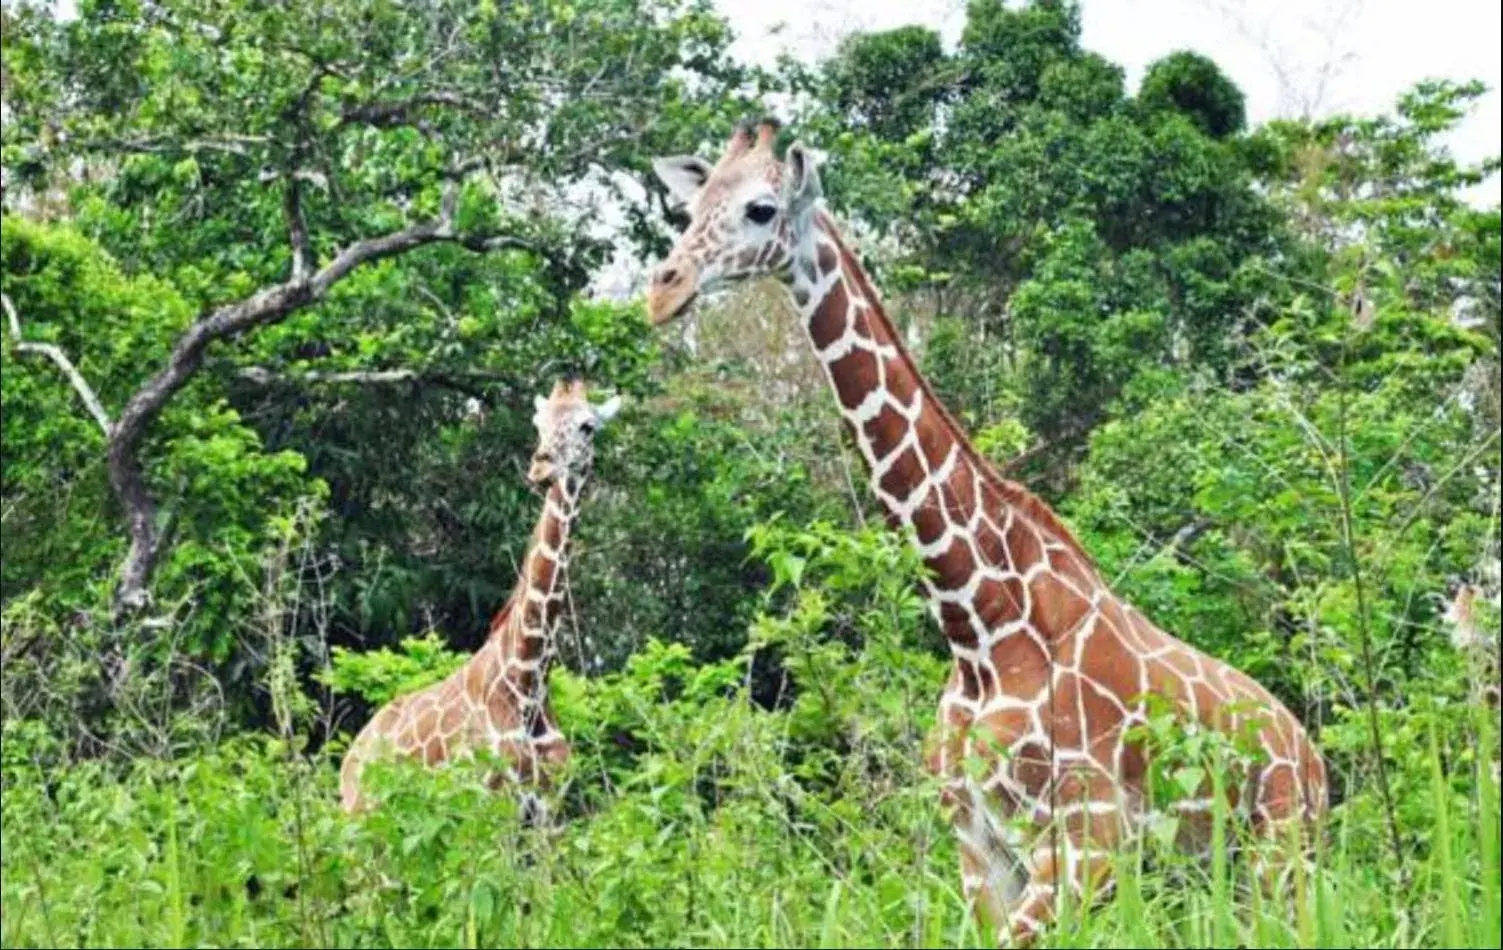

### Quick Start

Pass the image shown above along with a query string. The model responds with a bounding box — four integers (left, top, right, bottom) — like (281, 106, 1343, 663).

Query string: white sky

(720, 0, 1501, 203)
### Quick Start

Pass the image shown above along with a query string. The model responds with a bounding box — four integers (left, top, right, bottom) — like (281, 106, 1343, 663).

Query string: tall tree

(1, 0, 751, 608)
(799, 0, 1283, 474)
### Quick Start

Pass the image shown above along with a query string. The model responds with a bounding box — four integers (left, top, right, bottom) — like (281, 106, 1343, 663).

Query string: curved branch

(2, 292, 113, 434)
(108, 176, 532, 612)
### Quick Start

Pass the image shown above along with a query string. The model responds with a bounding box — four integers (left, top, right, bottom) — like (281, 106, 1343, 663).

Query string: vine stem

(1333, 299, 1406, 877)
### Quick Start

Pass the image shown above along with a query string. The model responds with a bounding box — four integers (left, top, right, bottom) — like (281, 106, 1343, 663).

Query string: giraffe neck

(785, 212, 1100, 651)
(486, 477, 581, 702)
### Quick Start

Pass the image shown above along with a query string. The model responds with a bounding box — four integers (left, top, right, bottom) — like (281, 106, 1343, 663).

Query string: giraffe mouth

(527, 461, 555, 486)
(652, 291, 698, 326)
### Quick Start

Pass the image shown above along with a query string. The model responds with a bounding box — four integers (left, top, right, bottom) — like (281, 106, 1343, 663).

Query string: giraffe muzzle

(646, 259, 699, 325)
(528, 453, 554, 486)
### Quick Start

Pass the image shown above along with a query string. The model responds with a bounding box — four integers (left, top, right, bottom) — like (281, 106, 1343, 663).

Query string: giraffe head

(645, 118, 824, 325)
(527, 379, 622, 488)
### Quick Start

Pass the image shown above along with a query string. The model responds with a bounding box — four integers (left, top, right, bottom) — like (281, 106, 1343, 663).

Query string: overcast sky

(721, 0, 1501, 204)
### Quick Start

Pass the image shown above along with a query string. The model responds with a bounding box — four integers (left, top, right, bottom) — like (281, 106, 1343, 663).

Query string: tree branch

(283, 175, 310, 281)
(2, 292, 113, 434)
(339, 91, 491, 129)
(237, 365, 517, 389)
(81, 134, 270, 157)
(1164, 516, 1213, 558)
(108, 171, 532, 612)
(240, 366, 424, 386)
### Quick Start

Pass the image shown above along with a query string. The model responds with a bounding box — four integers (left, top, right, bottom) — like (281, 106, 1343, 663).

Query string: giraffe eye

(745, 202, 777, 225)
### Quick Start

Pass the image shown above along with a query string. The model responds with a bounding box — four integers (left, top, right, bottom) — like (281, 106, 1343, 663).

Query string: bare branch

(237, 366, 517, 388)
(1198, 0, 1363, 118)
(80, 134, 270, 157)
(2, 292, 113, 434)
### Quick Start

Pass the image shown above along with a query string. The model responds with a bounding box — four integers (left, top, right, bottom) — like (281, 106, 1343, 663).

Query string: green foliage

(1138, 51, 1247, 139)
(806, 0, 1280, 456)
(827, 26, 950, 141)
(0, 0, 778, 718)
(568, 376, 847, 668)
(321, 632, 468, 707)
(2, 217, 324, 745)
(3, 607, 1499, 948)
(3, 0, 750, 294)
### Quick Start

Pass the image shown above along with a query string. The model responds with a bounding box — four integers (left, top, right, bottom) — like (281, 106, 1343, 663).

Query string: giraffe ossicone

(645, 119, 1328, 946)
(339, 378, 622, 816)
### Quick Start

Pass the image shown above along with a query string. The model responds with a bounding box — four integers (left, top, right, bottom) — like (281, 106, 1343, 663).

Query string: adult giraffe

(644, 120, 1326, 945)
(339, 379, 621, 816)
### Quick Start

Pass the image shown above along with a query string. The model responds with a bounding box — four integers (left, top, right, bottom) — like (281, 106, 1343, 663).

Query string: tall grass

(2, 698, 1497, 949)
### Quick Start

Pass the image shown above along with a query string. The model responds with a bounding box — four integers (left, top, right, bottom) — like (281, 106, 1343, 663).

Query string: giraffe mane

(487, 600, 516, 637)
(815, 211, 1099, 574)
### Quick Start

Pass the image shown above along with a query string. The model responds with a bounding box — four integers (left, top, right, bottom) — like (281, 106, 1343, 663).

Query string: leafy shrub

(321, 633, 469, 708)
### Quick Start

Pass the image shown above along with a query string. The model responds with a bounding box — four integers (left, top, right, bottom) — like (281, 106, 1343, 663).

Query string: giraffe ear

(782, 142, 823, 216)
(594, 394, 623, 424)
(651, 156, 712, 204)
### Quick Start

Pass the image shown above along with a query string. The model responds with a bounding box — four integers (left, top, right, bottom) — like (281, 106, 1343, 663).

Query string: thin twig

(1332, 320, 1407, 877)
(2, 293, 113, 434)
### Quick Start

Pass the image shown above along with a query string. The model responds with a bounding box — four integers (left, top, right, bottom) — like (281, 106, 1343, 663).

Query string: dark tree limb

(108, 171, 530, 612)
(2, 292, 113, 434)
(340, 91, 491, 129)
(283, 175, 311, 281)
(1164, 516, 1213, 557)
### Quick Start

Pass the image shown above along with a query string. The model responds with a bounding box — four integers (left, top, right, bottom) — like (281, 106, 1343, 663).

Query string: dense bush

(3, 526, 1498, 948)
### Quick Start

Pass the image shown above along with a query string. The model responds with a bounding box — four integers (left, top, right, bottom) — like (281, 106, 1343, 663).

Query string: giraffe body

(646, 121, 1327, 945)
(339, 380, 620, 815)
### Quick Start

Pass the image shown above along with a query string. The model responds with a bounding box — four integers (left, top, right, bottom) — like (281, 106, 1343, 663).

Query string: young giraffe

(339, 379, 622, 815)
(645, 120, 1327, 945)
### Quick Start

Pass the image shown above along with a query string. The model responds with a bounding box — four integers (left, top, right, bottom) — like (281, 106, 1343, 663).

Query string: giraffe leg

(958, 833, 1025, 938)
(339, 756, 367, 814)
(340, 700, 411, 814)
(944, 779, 1029, 945)
(518, 789, 548, 828)
(1004, 840, 1116, 947)
(1248, 763, 1320, 903)
(339, 733, 385, 814)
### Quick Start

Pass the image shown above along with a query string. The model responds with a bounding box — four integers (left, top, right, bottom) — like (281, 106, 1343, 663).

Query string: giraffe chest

(931, 632, 1156, 832)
